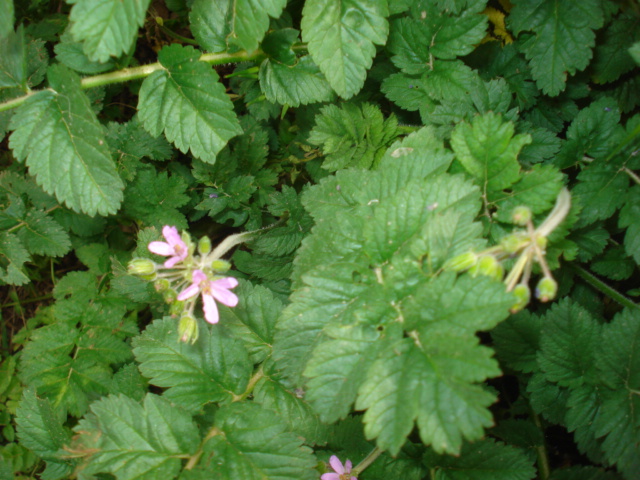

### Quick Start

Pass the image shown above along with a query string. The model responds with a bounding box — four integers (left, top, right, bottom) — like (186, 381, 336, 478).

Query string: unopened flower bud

(535, 276, 558, 302)
(178, 314, 199, 344)
(500, 233, 529, 254)
(211, 259, 231, 273)
(510, 284, 531, 313)
(443, 252, 478, 272)
(163, 288, 178, 303)
(198, 236, 212, 255)
(535, 235, 548, 250)
(154, 279, 171, 292)
(169, 301, 184, 316)
(469, 255, 504, 281)
(512, 206, 532, 226)
(128, 258, 156, 276)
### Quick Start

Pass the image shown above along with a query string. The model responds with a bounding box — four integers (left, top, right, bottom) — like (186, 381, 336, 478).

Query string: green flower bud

(469, 255, 504, 281)
(169, 300, 184, 316)
(512, 206, 532, 226)
(500, 233, 529, 254)
(198, 236, 212, 255)
(535, 276, 558, 302)
(163, 288, 178, 303)
(128, 258, 156, 276)
(178, 314, 199, 344)
(510, 284, 531, 313)
(154, 279, 171, 292)
(535, 235, 548, 250)
(211, 259, 232, 273)
(443, 252, 478, 272)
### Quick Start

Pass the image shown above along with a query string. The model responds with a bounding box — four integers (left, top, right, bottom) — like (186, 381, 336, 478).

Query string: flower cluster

(444, 188, 571, 313)
(128, 226, 239, 343)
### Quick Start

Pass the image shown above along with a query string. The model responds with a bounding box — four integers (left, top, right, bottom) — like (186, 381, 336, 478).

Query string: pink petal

(320, 474, 340, 480)
(162, 226, 181, 245)
(210, 283, 238, 307)
(164, 256, 181, 268)
(213, 277, 239, 289)
(350, 477, 357, 480)
(329, 456, 345, 475)
(192, 270, 208, 282)
(177, 283, 200, 301)
(202, 293, 220, 324)
(148, 241, 173, 256)
(345, 459, 352, 472)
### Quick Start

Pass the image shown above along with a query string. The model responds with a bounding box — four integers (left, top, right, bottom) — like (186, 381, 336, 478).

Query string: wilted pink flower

(148, 226, 189, 268)
(177, 270, 239, 324)
(321, 455, 357, 480)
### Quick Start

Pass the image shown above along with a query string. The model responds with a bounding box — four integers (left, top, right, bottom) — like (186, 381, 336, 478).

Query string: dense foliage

(0, 0, 639, 479)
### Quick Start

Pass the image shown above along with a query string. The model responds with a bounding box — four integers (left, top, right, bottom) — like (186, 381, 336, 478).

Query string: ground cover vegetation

(0, 0, 639, 479)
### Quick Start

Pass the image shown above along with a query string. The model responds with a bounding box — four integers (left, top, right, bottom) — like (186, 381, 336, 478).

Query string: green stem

(567, 264, 640, 310)
(2, 294, 53, 308)
(232, 365, 264, 402)
(531, 411, 551, 480)
(353, 447, 383, 476)
(0, 48, 267, 113)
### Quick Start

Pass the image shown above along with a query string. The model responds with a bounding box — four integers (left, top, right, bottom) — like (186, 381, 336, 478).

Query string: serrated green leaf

(190, 0, 286, 53)
(132, 317, 251, 413)
(302, 0, 389, 98)
(253, 370, 329, 445)
(494, 164, 563, 222)
(573, 163, 628, 225)
(591, 13, 640, 84)
(424, 438, 536, 480)
(518, 125, 561, 164)
(571, 225, 609, 262)
(218, 280, 282, 364)
(538, 300, 601, 388)
(17, 209, 70, 257)
(591, 247, 635, 280)
(388, 6, 486, 75)
(0, 0, 13, 39)
(195, 402, 317, 480)
(68, 0, 151, 62)
(308, 102, 399, 172)
(618, 186, 640, 264)
(8, 65, 124, 216)
(15, 389, 70, 461)
(451, 112, 530, 193)
(110, 364, 147, 401)
(138, 44, 242, 164)
(526, 372, 570, 425)
(357, 337, 498, 455)
(0, 231, 30, 285)
(381, 72, 430, 111)
(0, 26, 26, 89)
(72, 394, 199, 480)
(124, 167, 189, 229)
(259, 55, 335, 106)
(509, 0, 604, 95)
(54, 38, 115, 74)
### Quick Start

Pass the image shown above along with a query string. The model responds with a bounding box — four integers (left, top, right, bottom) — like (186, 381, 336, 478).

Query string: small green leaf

(17, 209, 71, 257)
(591, 13, 640, 84)
(138, 44, 242, 164)
(302, 0, 389, 98)
(259, 56, 335, 107)
(573, 163, 628, 225)
(133, 317, 251, 413)
(0, 231, 30, 285)
(68, 0, 151, 62)
(190, 0, 286, 53)
(0, 26, 26, 89)
(9, 65, 124, 216)
(509, 0, 604, 95)
(308, 102, 399, 172)
(72, 394, 199, 480)
(492, 312, 542, 373)
(451, 112, 530, 193)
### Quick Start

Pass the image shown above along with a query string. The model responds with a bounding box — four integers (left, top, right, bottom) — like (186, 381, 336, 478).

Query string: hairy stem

(567, 264, 639, 310)
(353, 447, 384, 475)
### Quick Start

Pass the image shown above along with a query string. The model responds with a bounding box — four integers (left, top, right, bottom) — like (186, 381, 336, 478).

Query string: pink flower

(321, 456, 357, 480)
(148, 226, 189, 268)
(177, 270, 239, 324)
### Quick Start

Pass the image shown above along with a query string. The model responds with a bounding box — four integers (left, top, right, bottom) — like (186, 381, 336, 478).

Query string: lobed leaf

(68, 0, 151, 62)
(138, 44, 242, 164)
(301, 0, 389, 98)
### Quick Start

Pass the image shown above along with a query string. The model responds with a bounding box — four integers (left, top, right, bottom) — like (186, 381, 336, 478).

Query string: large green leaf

(68, 0, 151, 62)
(301, 0, 389, 98)
(138, 44, 242, 164)
(0, 26, 25, 89)
(132, 317, 251, 413)
(72, 394, 199, 480)
(190, 0, 286, 53)
(508, 0, 604, 95)
(8, 65, 124, 216)
(194, 403, 317, 480)
(0, 0, 13, 38)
